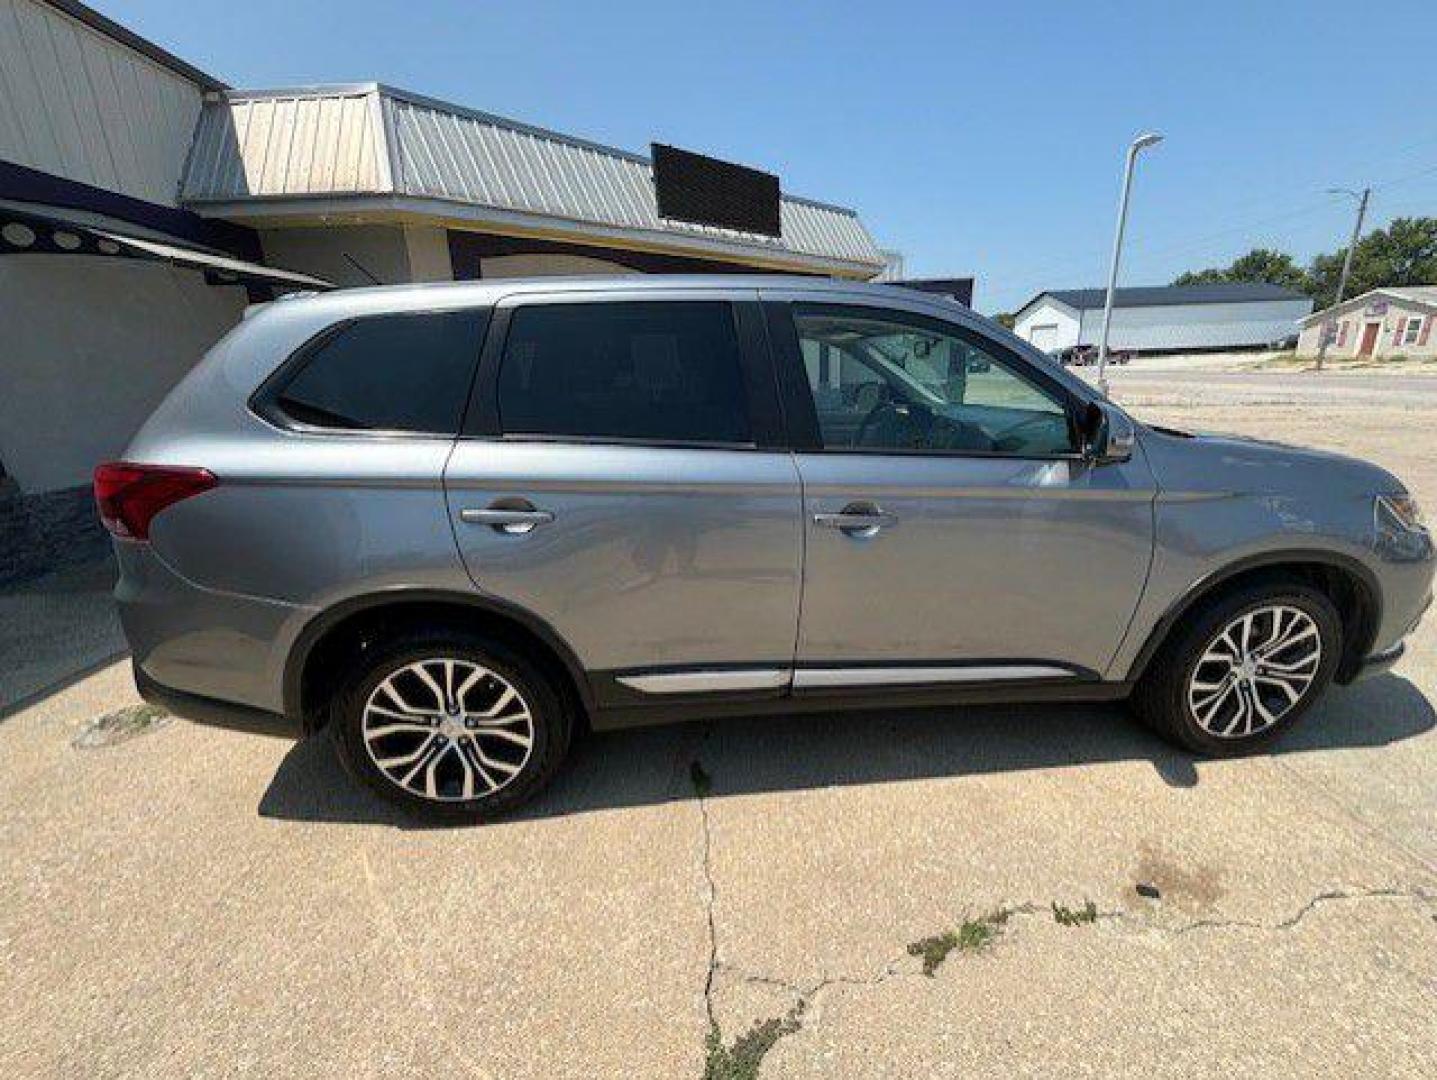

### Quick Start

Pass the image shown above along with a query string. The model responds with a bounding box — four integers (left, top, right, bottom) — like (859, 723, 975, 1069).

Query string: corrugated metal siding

(0, 0, 202, 206)
(385, 93, 880, 265)
(182, 91, 386, 199)
(1075, 300, 1313, 351)
(181, 86, 882, 269)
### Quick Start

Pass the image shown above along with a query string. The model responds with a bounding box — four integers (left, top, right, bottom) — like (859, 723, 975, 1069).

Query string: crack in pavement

(685, 729, 720, 1038)
(1166, 886, 1433, 936)
(702, 886, 1435, 1053)
(696, 775, 720, 1033)
(686, 754, 1433, 1074)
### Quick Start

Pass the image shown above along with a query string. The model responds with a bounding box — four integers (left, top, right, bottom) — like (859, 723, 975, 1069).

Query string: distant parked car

(1055, 345, 1132, 367)
(99, 277, 1433, 820)
(1269, 332, 1299, 350)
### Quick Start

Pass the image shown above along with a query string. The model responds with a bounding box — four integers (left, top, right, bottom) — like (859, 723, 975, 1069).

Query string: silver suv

(98, 277, 1433, 820)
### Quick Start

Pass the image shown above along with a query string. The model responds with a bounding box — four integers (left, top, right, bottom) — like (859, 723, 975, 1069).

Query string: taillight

(93, 462, 217, 541)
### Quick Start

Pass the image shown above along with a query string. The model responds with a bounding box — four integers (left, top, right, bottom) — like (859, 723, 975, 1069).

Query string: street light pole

(1315, 186, 1370, 373)
(1096, 132, 1163, 397)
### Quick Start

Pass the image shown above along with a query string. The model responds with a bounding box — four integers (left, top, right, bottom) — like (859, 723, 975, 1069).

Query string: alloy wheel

(361, 658, 535, 801)
(1186, 605, 1323, 738)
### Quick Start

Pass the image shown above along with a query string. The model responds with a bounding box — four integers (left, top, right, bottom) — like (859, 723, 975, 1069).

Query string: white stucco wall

(403, 225, 454, 282)
(258, 225, 416, 288)
(477, 253, 642, 278)
(0, 256, 246, 493)
(260, 224, 460, 286)
(1014, 298, 1080, 350)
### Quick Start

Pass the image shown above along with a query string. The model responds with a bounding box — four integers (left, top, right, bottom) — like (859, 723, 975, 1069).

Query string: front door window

(793, 305, 1076, 456)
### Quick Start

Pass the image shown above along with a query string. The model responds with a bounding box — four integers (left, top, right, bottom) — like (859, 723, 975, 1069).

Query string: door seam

(788, 449, 807, 692)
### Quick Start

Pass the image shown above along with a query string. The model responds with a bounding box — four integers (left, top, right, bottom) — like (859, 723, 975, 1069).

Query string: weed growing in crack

(907, 930, 961, 975)
(957, 910, 1007, 950)
(690, 760, 713, 797)
(703, 1005, 804, 1080)
(1052, 900, 1099, 926)
(908, 909, 1012, 975)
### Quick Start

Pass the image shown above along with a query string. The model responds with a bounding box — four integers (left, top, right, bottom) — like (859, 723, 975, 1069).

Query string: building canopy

(181, 84, 884, 279)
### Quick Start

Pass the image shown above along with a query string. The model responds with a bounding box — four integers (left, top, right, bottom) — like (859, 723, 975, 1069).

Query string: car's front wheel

(1132, 582, 1342, 754)
(330, 629, 573, 821)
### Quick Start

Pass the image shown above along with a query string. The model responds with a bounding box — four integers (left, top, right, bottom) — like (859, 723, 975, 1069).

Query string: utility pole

(1096, 133, 1163, 397)
(1315, 187, 1370, 372)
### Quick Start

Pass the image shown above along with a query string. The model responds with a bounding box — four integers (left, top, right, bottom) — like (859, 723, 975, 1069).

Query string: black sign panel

(652, 144, 781, 238)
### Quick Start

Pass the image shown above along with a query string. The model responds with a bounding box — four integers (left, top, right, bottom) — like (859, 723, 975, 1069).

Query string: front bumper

(1351, 641, 1406, 681)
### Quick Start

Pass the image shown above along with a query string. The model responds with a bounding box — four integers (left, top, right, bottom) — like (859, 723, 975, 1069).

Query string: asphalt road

(2, 367, 1434, 1079)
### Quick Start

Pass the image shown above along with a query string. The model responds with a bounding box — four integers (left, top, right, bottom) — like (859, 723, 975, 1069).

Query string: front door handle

(813, 502, 898, 538)
(460, 503, 555, 535)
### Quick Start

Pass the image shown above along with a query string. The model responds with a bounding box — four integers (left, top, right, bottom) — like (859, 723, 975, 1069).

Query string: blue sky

(107, 0, 1437, 313)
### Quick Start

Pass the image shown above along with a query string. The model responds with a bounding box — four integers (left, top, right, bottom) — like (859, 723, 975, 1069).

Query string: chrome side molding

(616, 664, 1075, 694)
(793, 665, 1072, 688)
(616, 669, 792, 694)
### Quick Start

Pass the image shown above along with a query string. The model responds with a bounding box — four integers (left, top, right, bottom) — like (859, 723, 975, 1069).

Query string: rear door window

(266, 309, 486, 434)
(495, 301, 753, 445)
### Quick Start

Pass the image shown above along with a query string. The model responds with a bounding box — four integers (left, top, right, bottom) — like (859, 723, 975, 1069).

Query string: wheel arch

(1125, 549, 1381, 685)
(284, 589, 594, 733)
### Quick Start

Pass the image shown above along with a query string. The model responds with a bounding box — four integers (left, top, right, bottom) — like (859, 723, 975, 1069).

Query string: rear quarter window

(261, 309, 487, 434)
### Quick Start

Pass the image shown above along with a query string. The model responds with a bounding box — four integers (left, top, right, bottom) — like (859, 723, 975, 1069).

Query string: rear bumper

(114, 539, 300, 715)
(135, 663, 300, 738)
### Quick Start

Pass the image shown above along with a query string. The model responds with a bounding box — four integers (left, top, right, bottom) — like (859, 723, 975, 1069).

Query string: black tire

(329, 628, 573, 822)
(1130, 582, 1342, 754)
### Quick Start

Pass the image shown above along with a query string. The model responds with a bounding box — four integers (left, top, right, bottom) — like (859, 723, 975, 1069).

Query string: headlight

(1377, 494, 1427, 533)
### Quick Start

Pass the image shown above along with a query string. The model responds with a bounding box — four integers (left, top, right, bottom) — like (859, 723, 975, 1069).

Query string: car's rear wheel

(330, 629, 572, 821)
(1131, 583, 1341, 754)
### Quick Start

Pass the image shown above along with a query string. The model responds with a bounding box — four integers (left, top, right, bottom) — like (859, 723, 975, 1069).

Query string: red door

(1358, 322, 1380, 358)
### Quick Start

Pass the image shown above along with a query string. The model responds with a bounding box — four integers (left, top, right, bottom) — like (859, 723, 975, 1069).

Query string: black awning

(0, 206, 333, 292)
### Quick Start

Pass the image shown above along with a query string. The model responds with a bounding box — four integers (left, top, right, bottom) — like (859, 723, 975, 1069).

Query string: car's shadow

(257, 674, 1435, 829)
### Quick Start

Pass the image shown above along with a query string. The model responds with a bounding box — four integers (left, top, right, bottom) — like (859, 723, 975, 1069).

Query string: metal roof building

(1012, 282, 1314, 354)
(0, 0, 883, 582)
(179, 85, 882, 279)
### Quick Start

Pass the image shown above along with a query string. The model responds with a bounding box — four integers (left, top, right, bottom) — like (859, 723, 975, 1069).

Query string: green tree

(992, 311, 1016, 329)
(1226, 249, 1310, 292)
(1171, 267, 1227, 286)
(1308, 217, 1437, 309)
(1173, 248, 1310, 293)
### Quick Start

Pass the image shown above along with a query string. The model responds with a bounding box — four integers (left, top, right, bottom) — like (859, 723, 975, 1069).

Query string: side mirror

(1081, 402, 1135, 464)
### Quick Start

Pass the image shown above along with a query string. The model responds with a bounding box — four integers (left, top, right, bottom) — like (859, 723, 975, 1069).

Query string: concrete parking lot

(2, 366, 1435, 1079)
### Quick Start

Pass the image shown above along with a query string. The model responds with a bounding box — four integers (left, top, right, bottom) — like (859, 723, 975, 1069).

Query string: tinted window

(497, 302, 752, 444)
(794, 306, 1074, 455)
(271, 310, 484, 434)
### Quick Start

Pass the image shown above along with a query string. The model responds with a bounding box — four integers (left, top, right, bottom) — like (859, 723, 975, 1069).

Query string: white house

(1296, 286, 1437, 360)
(1013, 283, 1313, 354)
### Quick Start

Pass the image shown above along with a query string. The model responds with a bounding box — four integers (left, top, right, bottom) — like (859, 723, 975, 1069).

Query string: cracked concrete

(3, 368, 1437, 1077)
(706, 889, 1436, 1042)
(765, 891, 1437, 1079)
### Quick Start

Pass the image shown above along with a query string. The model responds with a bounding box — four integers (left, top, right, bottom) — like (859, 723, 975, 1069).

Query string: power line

(981, 158, 1437, 305)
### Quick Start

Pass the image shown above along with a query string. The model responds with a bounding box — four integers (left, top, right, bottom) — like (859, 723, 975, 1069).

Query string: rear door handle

(460, 505, 555, 535)
(813, 503, 897, 537)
